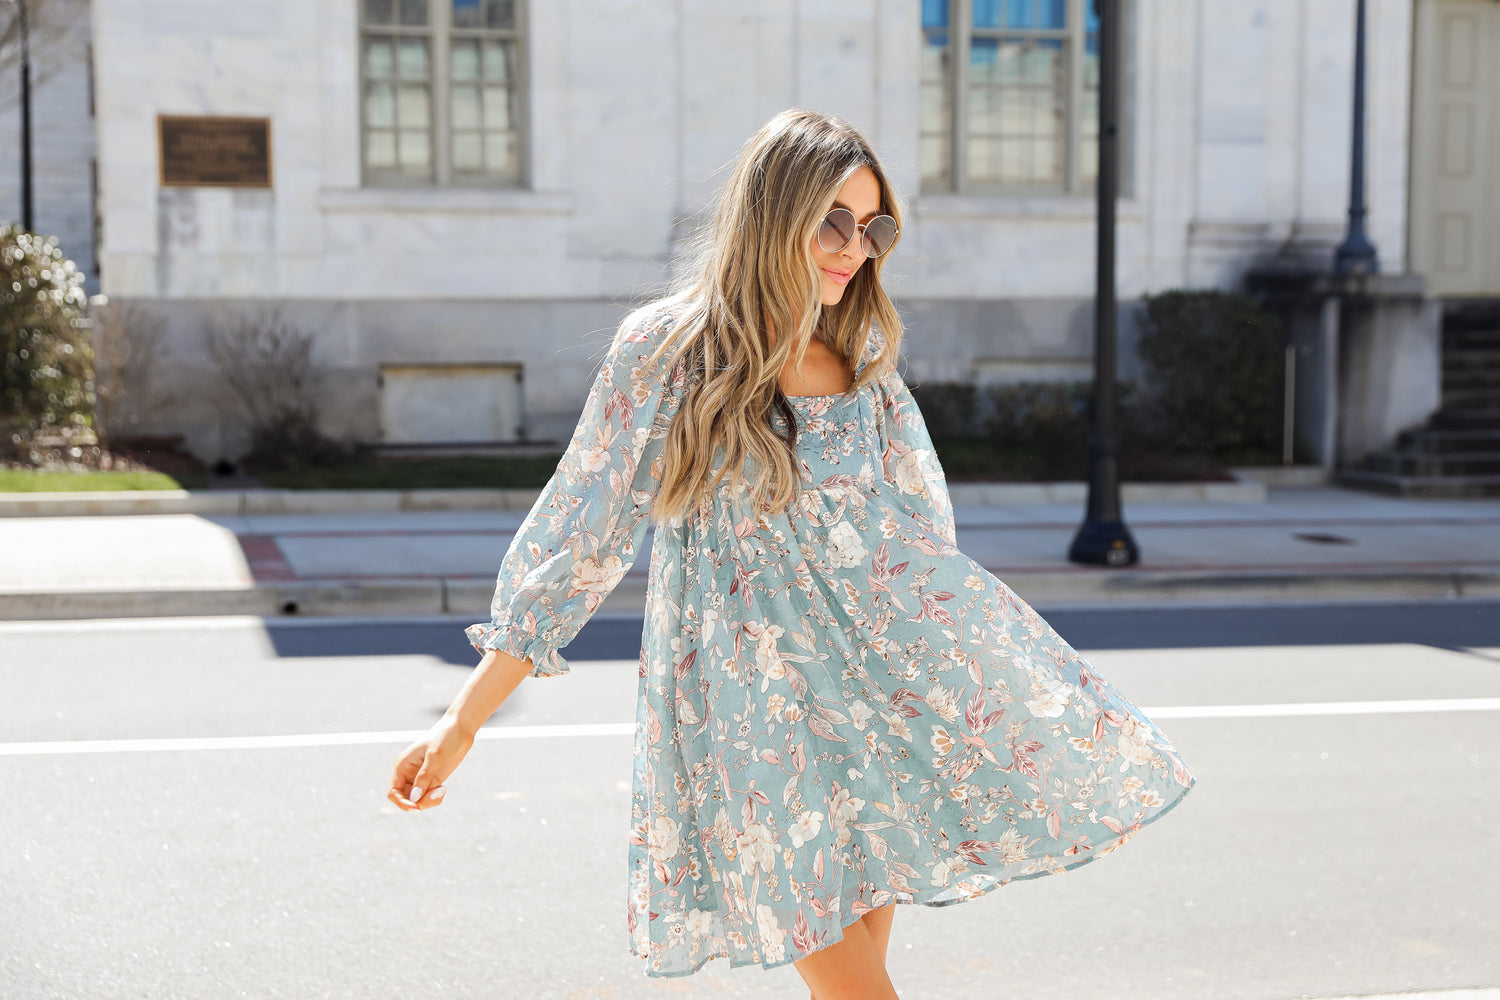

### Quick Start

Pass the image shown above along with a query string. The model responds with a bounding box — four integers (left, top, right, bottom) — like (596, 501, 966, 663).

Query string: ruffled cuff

(463, 620, 572, 678)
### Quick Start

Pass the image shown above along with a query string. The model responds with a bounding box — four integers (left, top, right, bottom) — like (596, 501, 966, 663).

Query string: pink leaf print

(792, 740, 807, 773)
(814, 848, 825, 880)
(965, 690, 986, 732)
(760, 748, 780, 765)
(1101, 815, 1124, 834)
(954, 840, 998, 865)
(674, 648, 697, 682)
(645, 701, 661, 746)
(889, 688, 924, 719)
(792, 909, 813, 954)
(1046, 811, 1062, 840)
(603, 387, 633, 429)
(1010, 738, 1043, 778)
(804, 711, 847, 743)
(917, 590, 957, 626)
(867, 832, 890, 860)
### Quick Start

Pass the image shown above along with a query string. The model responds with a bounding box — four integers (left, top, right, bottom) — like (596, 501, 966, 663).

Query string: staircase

(1342, 303, 1500, 497)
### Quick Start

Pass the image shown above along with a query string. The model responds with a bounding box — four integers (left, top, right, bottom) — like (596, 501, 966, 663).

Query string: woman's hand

(388, 715, 476, 811)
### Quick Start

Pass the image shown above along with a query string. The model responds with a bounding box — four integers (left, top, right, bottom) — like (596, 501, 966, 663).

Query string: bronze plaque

(158, 115, 272, 187)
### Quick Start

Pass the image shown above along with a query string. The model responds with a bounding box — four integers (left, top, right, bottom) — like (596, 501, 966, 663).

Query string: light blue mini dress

(467, 303, 1196, 978)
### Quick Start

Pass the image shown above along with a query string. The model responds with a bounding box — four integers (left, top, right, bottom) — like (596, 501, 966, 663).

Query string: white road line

(1313, 993, 1500, 1000)
(1144, 697, 1500, 718)
(3, 698, 1499, 757)
(0, 722, 636, 757)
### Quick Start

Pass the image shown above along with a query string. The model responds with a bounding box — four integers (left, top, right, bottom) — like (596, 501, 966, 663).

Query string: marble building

(6, 1, 1486, 463)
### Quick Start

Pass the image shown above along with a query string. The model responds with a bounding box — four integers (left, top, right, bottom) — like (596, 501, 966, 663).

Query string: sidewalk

(1, 486, 1497, 620)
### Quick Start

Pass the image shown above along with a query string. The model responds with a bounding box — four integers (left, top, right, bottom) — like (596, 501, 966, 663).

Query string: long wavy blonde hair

(633, 109, 905, 525)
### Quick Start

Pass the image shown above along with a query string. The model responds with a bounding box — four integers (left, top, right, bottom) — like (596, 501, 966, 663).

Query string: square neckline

(779, 335, 880, 402)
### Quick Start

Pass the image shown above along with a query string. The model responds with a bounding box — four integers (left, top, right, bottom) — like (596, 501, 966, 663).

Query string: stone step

(1338, 468, 1500, 498)
(1444, 329, 1500, 351)
(1396, 427, 1500, 452)
(1443, 370, 1500, 392)
(1443, 349, 1500, 372)
(1430, 407, 1500, 431)
(1363, 449, 1500, 477)
(1441, 389, 1500, 408)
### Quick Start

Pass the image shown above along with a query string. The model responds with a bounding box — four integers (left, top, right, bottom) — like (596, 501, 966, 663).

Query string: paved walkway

(1, 487, 1497, 619)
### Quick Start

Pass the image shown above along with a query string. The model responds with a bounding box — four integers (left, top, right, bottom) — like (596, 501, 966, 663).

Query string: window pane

(398, 38, 429, 78)
(452, 39, 480, 80)
(453, 131, 483, 169)
(366, 130, 396, 168)
(364, 0, 394, 25)
(399, 0, 428, 27)
(484, 131, 518, 177)
(975, 0, 1065, 30)
(922, 0, 948, 29)
(452, 0, 481, 29)
(364, 37, 394, 78)
(967, 36, 1065, 187)
(485, 0, 516, 30)
(483, 39, 510, 80)
(365, 82, 395, 128)
(398, 83, 430, 128)
(482, 84, 511, 129)
(452, 85, 481, 128)
(920, 29, 951, 188)
(398, 129, 431, 171)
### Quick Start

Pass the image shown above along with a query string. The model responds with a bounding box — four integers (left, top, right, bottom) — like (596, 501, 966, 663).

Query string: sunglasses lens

(862, 215, 898, 257)
(818, 208, 856, 253)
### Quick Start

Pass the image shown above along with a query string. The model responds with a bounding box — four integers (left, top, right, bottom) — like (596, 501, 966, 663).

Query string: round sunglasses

(816, 207, 899, 258)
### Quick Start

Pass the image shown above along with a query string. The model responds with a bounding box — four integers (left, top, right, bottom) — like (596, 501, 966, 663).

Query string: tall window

(922, 0, 1124, 195)
(359, 0, 526, 187)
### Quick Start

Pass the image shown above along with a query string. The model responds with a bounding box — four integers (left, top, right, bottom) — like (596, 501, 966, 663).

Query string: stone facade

(52, 0, 1424, 461)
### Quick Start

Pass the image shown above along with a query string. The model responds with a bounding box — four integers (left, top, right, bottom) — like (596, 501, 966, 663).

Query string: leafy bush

(1134, 288, 1284, 459)
(0, 226, 93, 461)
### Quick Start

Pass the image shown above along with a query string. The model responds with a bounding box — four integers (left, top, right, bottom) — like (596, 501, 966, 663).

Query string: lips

(821, 267, 853, 286)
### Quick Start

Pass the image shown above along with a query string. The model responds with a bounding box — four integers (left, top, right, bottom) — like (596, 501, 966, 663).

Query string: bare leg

(796, 909, 899, 1000)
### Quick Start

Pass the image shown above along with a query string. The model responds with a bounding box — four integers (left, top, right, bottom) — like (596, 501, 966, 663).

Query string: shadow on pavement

(260, 600, 1500, 667)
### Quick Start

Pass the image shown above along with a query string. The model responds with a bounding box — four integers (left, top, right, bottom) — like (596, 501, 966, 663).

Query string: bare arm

(386, 648, 536, 811)
(445, 648, 536, 735)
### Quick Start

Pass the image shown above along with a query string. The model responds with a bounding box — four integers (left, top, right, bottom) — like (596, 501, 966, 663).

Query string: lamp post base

(1068, 518, 1140, 567)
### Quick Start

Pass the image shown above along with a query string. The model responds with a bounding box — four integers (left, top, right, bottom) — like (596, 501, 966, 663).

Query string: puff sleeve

(464, 309, 686, 677)
(875, 361, 958, 550)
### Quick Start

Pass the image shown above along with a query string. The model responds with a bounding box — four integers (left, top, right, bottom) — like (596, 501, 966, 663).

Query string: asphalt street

(2, 601, 1497, 999)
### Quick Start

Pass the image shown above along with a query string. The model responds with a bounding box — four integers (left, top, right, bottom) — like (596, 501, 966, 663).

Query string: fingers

(387, 741, 452, 811)
(388, 781, 446, 811)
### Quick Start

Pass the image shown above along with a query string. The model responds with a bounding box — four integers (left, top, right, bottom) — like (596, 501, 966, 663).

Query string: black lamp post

(4, 0, 32, 231)
(1334, 0, 1379, 275)
(1069, 0, 1139, 567)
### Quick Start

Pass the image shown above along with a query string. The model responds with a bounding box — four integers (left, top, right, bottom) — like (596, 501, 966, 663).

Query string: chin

(821, 285, 846, 306)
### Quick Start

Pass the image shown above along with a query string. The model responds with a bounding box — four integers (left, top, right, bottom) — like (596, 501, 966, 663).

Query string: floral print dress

(467, 303, 1196, 978)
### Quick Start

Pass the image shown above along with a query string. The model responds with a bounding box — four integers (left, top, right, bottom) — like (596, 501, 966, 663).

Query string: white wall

(84, 0, 1418, 458)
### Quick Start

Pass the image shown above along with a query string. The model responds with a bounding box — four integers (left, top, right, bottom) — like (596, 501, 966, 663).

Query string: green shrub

(907, 380, 978, 441)
(0, 226, 93, 461)
(1134, 288, 1283, 459)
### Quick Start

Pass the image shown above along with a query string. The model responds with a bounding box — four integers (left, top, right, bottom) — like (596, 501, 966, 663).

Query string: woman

(387, 109, 1195, 997)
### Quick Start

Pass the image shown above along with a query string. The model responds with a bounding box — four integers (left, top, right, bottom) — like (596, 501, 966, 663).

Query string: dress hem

(633, 774, 1196, 979)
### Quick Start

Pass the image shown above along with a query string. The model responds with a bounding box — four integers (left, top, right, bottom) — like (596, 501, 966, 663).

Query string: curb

(0, 488, 546, 518)
(5, 568, 1496, 622)
(0, 480, 1266, 518)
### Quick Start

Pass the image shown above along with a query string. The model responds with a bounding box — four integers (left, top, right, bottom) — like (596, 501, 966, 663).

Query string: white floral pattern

(467, 304, 1196, 978)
